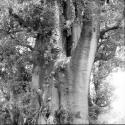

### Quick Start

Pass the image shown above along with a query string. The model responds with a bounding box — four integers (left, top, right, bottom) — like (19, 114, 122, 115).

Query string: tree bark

(31, 38, 47, 124)
(49, 1, 61, 114)
(68, 1, 100, 124)
(71, 22, 82, 54)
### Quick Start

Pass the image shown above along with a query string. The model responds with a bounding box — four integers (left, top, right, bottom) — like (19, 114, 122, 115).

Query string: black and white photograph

(0, 0, 124, 124)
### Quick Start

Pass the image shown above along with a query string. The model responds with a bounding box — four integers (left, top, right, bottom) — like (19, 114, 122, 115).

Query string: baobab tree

(0, 0, 124, 124)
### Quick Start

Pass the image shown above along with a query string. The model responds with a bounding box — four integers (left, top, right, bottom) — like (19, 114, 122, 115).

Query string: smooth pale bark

(50, 77, 60, 116)
(71, 22, 82, 54)
(31, 31, 46, 124)
(58, 68, 69, 109)
(31, 66, 40, 90)
(68, 1, 100, 124)
(32, 65, 47, 124)
(53, 0, 74, 111)
(31, 38, 54, 124)
(59, 22, 82, 110)
(49, 1, 61, 113)
(31, 1, 62, 122)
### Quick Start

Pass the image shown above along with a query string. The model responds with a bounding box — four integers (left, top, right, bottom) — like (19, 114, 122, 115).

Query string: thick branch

(100, 17, 123, 39)
(100, 24, 120, 39)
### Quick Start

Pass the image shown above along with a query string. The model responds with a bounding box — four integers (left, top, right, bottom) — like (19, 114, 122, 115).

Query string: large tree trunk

(31, 1, 63, 123)
(31, 37, 47, 124)
(58, 22, 83, 113)
(49, 1, 61, 115)
(68, 1, 100, 124)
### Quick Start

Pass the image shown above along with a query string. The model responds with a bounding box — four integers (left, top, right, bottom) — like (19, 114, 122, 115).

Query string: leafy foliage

(0, 0, 57, 124)
(55, 107, 73, 124)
